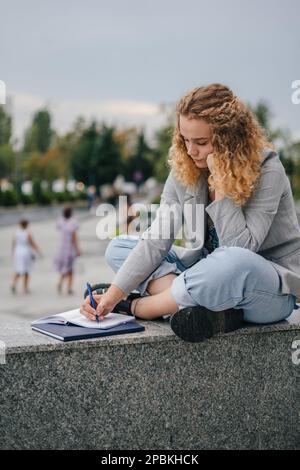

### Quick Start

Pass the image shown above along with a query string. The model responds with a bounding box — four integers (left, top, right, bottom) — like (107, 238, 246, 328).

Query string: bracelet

(131, 298, 140, 317)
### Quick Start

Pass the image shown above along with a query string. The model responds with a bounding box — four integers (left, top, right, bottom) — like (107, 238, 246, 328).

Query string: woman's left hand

(206, 153, 226, 201)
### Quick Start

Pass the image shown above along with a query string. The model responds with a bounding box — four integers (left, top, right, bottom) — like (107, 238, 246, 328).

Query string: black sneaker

(83, 283, 141, 316)
(83, 282, 111, 297)
(170, 306, 244, 343)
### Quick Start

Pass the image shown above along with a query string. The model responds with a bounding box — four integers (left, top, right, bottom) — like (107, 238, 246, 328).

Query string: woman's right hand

(80, 284, 126, 321)
(80, 293, 116, 322)
(80, 283, 126, 321)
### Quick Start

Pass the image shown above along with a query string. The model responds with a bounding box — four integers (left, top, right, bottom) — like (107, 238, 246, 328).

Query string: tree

(22, 147, 69, 183)
(153, 124, 174, 183)
(249, 100, 289, 143)
(0, 105, 12, 145)
(92, 125, 124, 186)
(249, 100, 300, 198)
(0, 144, 15, 178)
(123, 130, 154, 183)
(280, 142, 300, 199)
(71, 123, 124, 188)
(70, 122, 98, 186)
(0, 105, 15, 178)
(23, 108, 53, 154)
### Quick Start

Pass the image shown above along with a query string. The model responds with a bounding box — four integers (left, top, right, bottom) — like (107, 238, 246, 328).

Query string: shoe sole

(170, 306, 244, 343)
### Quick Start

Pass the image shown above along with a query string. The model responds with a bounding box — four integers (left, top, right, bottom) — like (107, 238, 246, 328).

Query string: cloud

(9, 92, 167, 146)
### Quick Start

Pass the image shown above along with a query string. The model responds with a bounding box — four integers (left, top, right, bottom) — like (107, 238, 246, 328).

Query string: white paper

(31, 308, 135, 330)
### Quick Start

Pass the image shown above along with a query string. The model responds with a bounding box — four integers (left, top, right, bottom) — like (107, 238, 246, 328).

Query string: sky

(1, 0, 300, 144)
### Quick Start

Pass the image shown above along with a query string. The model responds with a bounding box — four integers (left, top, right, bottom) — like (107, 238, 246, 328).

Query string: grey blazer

(112, 149, 300, 297)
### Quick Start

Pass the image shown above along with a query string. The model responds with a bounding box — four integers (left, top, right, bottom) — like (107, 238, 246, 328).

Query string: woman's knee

(105, 235, 139, 271)
(195, 246, 252, 282)
(185, 246, 261, 298)
(187, 245, 280, 295)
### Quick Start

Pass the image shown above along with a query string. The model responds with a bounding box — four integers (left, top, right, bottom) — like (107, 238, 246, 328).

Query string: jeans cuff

(170, 271, 198, 308)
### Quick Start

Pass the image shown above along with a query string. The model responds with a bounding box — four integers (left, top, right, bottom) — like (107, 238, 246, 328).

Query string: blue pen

(86, 282, 99, 323)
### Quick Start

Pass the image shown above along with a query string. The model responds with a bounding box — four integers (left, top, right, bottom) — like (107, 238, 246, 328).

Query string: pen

(86, 282, 99, 323)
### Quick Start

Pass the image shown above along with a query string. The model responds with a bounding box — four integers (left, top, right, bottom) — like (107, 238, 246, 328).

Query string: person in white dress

(11, 219, 42, 294)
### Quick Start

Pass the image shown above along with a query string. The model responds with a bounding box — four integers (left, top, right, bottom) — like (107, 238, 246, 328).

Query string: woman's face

(179, 115, 213, 169)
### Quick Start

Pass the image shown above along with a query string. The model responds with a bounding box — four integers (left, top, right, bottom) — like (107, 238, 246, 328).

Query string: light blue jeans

(105, 236, 298, 324)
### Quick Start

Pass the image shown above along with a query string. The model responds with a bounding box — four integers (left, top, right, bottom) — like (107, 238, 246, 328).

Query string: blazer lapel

(182, 171, 208, 247)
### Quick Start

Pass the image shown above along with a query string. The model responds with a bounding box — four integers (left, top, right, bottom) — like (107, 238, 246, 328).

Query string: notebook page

(69, 311, 135, 329)
(32, 309, 135, 329)
(31, 309, 80, 325)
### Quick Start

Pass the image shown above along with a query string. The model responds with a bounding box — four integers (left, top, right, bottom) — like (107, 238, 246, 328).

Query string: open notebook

(31, 308, 135, 330)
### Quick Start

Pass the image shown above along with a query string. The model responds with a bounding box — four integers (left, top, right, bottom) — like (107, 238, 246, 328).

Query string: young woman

(54, 206, 81, 295)
(80, 83, 300, 342)
(11, 218, 42, 294)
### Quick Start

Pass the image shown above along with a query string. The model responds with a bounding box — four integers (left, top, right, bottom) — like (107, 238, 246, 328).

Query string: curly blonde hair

(168, 83, 274, 206)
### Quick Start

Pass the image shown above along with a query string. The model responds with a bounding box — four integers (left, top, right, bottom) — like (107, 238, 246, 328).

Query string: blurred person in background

(11, 218, 42, 294)
(54, 206, 81, 295)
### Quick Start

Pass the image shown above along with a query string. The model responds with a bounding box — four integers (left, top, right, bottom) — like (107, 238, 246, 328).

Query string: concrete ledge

(1, 309, 300, 450)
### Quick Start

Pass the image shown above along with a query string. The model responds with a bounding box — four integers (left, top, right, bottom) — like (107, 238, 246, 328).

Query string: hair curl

(168, 83, 274, 206)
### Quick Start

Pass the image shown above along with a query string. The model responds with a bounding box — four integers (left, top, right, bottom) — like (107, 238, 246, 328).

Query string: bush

(1, 189, 19, 206)
(54, 192, 68, 203)
(32, 179, 43, 203)
(54, 191, 75, 203)
(39, 191, 53, 205)
(19, 192, 36, 205)
(75, 190, 87, 201)
(32, 179, 53, 205)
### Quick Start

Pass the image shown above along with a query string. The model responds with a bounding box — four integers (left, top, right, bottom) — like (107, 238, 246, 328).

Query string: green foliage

(0, 98, 299, 208)
(280, 146, 300, 199)
(1, 189, 19, 206)
(0, 106, 15, 179)
(76, 189, 87, 200)
(173, 239, 184, 247)
(151, 194, 161, 205)
(71, 123, 124, 188)
(19, 192, 36, 205)
(32, 179, 53, 205)
(123, 130, 155, 183)
(0, 105, 12, 145)
(23, 109, 53, 154)
(54, 191, 75, 203)
(153, 125, 173, 183)
(249, 100, 288, 143)
(0, 143, 15, 178)
(70, 123, 98, 186)
(92, 126, 124, 186)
